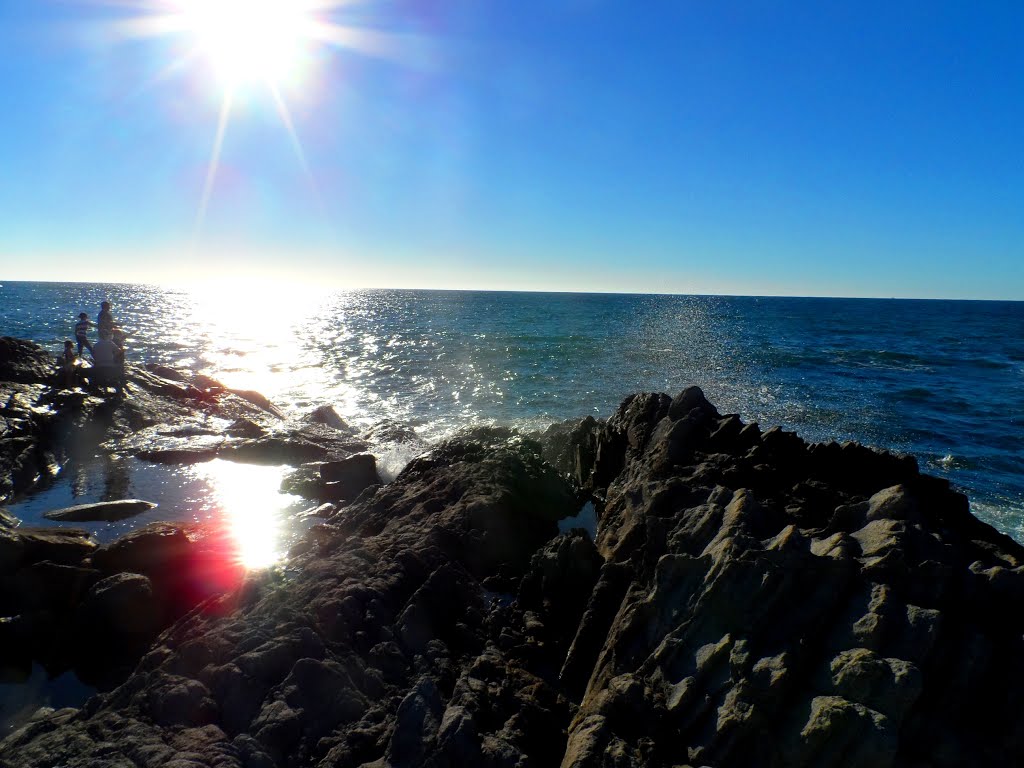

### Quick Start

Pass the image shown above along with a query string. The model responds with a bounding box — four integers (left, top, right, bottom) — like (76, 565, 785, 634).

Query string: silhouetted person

(90, 330, 124, 397)
(112, 326, 127, 392)
(74, 313, 93, 356)
(61, 340, 77, 388)
(97, 301, 114, 337)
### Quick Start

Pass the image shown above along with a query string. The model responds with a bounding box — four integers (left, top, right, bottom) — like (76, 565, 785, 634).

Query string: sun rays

(195, 86, 234, 237)
(91, 0, 416, 241)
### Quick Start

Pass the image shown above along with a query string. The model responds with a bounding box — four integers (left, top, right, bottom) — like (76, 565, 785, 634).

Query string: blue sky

(0, 1, 1021, 298)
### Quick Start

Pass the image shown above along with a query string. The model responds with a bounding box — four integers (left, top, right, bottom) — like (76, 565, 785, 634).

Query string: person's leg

(93, 366, 110, 393)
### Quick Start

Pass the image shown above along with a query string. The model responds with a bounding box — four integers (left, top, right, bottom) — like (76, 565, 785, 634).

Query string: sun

(101, 0, 418, 237)
(176, 0, 313, 87)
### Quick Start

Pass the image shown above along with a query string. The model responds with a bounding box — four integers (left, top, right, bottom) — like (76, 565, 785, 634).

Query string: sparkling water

(2, 281, 1023, 540)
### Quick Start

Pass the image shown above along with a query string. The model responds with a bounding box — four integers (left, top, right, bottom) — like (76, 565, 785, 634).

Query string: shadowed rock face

(3, 386, 1024, 768)
(0, 520, 247, 689)
(0, 338, 55, 387)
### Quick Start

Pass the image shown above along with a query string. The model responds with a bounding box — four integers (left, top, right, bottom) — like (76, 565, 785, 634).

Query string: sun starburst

(94, 0, 418, 239)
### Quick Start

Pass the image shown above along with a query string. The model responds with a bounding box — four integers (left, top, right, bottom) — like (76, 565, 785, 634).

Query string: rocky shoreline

(2, 335, 1024, 767)
(1, 336, 397, 690)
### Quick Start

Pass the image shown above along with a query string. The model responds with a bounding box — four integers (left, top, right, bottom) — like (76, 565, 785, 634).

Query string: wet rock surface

(4, 340, 1024, 767)
(1, 338, 61, 502)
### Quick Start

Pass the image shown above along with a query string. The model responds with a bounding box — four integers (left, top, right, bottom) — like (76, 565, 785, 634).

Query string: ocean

(2, 280, 1023, 544)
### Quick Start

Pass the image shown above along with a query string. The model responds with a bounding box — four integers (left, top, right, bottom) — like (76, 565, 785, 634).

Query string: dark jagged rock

(0, 427, 579, 765)
(4, 387, 1024, 768)
(1, 378, 61, 501)
(362, 419, 423, 447)
(320, 453, 381, 502)
(0, 337, 55, 386)
(0, 519, 247, 692)
(227, 389, 285, 419)
(219, 424, 367, 466)
(90, 522, 245, 621)
(91, 522, 193, 576)
(302, 404, 351, 432)
(547, 387, 1024, 768)
(516, 529, 604, 664)
(227, 417, 267, 439)
(0, 526, 97, 574)
(74, 573, 162, 678)
(144, 363, 188, 382)
(280, 462, 323, 499)
(538, 415, 603, 489)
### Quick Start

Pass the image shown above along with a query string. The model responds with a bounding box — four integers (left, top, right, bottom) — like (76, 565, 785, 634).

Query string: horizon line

(1, 277, 1022, 304)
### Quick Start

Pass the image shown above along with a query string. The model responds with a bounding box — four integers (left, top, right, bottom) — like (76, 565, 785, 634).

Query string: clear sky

(0, 1, 1021, 298)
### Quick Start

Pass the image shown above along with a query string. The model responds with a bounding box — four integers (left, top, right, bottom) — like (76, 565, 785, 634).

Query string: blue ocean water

(2, 281, 1023, 540)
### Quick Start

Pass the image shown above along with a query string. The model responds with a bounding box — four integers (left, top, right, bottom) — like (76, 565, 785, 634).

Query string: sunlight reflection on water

(181, 280, 335, 398)
(192, 460, 302, 570)
(6, 458, 309, 574)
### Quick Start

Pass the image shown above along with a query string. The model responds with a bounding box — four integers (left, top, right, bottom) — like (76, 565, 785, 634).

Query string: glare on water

(192, 460, 300, 570)
(183, 278, 333, 397)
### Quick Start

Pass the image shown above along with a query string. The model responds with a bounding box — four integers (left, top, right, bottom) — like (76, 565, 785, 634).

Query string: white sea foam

(971, 500, 1024, 543)
(374, 441, 429, 483)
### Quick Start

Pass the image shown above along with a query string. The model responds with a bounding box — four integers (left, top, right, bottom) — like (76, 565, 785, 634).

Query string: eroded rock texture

(556, 388, 1024, 768)
(3, 387, 1024, 768)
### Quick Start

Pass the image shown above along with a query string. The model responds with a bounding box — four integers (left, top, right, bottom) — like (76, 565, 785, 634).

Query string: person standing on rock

(112, 325, 127, 389)
(61, 340, 78, 388)
(90, 329, 124, 397)
(97, 301, 115, 337)
(111, 324, 127, 353)
(74, 312, 93, 356)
